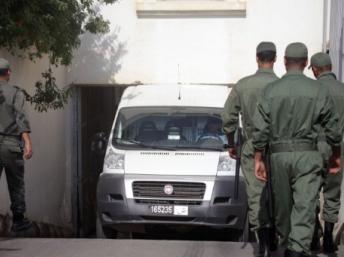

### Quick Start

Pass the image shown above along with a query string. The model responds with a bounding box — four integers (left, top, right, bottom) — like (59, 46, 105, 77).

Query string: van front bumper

(97, 173, 247, 230)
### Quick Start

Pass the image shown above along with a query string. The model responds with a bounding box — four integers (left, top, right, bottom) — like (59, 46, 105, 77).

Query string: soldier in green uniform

(0, 58, 33, 232)
(252, 42, 342, 257)
(308, 52, 344, 253)
(222, 42, 279, 257)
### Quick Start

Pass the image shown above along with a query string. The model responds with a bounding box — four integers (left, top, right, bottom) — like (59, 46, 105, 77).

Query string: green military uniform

(310, 53, 344, 224)
(309, 52, 344, 253)
(252, 43, 341, 256)
(222, 42, 278, 232)
(317, 71, 344, 223)
(0, 59, 31, 216)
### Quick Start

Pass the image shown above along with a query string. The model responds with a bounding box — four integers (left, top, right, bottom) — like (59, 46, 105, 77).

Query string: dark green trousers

(241, 139, 270, 231)
(270, 151, 322, 256)
(317, 141, 343, 223)
(322, 171, 343, 223)
(0, 137, 26, 214)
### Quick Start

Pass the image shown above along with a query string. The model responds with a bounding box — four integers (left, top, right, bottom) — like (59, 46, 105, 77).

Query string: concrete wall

(329, 0, 344, 224)
(330, 0, 344, 80)
(68, 0, 324, 85)
(0, 51, 72, 228)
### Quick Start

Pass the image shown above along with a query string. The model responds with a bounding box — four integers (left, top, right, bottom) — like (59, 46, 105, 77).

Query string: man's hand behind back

(254, 151, 267, 182)
(228, 147, 237, 159)
(328, 146, 341, 174)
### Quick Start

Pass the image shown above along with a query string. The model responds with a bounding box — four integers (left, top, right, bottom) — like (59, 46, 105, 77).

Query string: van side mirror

(91, 132, 108, 156)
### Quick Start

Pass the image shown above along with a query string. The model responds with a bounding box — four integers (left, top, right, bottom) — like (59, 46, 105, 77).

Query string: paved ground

(0, 238, 342, 257)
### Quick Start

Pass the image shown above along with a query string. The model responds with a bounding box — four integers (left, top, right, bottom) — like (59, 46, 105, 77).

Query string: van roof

(119, 84, 231, 109)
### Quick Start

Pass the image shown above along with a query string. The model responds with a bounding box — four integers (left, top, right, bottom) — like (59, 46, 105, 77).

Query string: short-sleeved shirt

(222, 68, 278, 139)
(0, 80, 31, 136)
(252, 70, 341, 151)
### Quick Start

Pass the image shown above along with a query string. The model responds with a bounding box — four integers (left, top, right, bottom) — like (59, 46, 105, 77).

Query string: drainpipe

(339, 19, 343, 82)
(323, 0, 329, 52)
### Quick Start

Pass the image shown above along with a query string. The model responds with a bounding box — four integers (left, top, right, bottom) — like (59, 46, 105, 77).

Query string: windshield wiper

(173, 145, 225, 152)
(113, 138, 176, 151)
(113, 138, 143, 145)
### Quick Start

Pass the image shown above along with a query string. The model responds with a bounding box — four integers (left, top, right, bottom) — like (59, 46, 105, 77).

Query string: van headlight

(217, 154, 236, 176)
(103, 149, 125, 173)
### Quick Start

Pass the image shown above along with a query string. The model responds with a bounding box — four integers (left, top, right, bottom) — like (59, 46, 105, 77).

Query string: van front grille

(133, 181, 206, 199)
(135, 199, 202, 205)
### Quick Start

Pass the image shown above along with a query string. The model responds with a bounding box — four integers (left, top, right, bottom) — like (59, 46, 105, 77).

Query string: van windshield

(112, 107, 227, 151)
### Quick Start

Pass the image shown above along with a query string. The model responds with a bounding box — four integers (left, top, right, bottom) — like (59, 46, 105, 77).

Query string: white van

(97, 84, 247, 238)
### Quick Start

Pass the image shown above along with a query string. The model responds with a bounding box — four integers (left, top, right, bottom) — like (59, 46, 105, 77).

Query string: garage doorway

(74, 85, 126, 237)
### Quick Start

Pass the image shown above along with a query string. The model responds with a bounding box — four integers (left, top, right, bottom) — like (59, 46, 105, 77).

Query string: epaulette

(11, 85, 24, 105)
(12, 85, 25, 94)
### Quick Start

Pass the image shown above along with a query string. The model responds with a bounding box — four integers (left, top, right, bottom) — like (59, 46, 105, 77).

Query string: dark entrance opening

(74, 85, 126, 237)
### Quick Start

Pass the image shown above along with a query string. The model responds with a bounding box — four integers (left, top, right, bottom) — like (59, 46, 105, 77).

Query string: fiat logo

(164, 184, 174, 195)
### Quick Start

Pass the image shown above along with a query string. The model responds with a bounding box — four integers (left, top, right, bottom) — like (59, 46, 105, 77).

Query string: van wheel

(96, 215, 117, 239)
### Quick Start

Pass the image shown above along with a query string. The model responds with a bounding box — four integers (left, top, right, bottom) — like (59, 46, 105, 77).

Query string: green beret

(309, 52, 332, 68)
(256, 42, 276, 54)
(285, 42, 308, 58)
(0, 58, 10, 69)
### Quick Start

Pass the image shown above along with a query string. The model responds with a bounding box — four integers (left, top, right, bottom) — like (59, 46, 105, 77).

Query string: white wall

(0, 51, 72, 227)
(68, 0, 324, 85)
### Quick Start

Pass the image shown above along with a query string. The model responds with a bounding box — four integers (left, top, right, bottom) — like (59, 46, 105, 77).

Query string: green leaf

(24, 68, 73, 113)
(0, 0, 116, 111)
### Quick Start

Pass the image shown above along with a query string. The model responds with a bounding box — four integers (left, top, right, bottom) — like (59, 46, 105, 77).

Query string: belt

(0, 132, 21, 138)
(0, 134, 21, 146)
(270, 142, 317, 153)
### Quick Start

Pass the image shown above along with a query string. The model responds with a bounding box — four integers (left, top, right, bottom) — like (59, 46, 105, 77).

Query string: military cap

(0, 58, 10, 69)
(256, 42, 276, 54)
(309, 52, 331, 68)
(285, 42, 308, 58)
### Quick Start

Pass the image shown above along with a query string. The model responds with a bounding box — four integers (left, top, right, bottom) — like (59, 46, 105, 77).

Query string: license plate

(173, 205, 188, 216)
(150, 205, 188, 216)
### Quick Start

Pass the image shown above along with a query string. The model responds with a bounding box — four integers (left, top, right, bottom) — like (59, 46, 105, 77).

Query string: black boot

(284, 249, 307, 257)
(255, 228, 267, 257)
(11, 213, 32, 232)
(323, 222, 337, 253)
(267, 227, 278, 252)
(310, 215, 321, 251)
